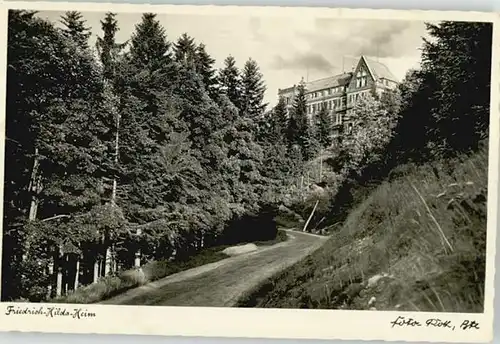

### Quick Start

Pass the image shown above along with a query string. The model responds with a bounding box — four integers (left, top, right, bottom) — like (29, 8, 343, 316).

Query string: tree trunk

(23, 150, 42, 262)
(64, 254, 70, 295)
(303, 200, 319, 233)
(74, 255, 80, 290)
(110, 243, 117, 274)
(46, 251, 55, 299)
(28, 149, 41, 221)
(56, 246, 64, 297)
(111, 111, 120, 203)
(93, 259, 100, 283)
(105, 245, 112, 276)
(134, 249, 141, 268)
(134, 228, 142, 268)
(56, 267, 63, 297)
(106, 106, 120, 277)
(111, 180, 117, 203)
(112, 249, 118, 273)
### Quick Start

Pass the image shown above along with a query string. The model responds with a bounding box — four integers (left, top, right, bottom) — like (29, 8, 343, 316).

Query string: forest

(2, 10, 333, 302)
(2, 10, 492, 308)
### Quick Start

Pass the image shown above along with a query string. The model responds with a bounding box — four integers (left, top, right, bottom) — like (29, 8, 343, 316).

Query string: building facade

(278, 55, 399, 137)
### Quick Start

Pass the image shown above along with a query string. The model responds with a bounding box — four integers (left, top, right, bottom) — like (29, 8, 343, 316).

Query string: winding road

(101, 230, 328, 307)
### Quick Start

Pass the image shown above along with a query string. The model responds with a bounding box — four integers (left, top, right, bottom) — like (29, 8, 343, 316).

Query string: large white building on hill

(277, 55, 399, 137)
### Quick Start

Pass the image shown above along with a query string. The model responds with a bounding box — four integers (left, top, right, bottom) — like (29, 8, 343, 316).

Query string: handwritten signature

(5, 305, 96, 319)
(390, 316, 480, 331)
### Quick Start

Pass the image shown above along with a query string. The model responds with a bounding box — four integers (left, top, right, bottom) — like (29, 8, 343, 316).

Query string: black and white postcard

(0, 2, 497, 342)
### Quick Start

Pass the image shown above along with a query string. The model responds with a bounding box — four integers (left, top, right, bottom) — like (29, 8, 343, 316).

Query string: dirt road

(101, 230, 328, 307)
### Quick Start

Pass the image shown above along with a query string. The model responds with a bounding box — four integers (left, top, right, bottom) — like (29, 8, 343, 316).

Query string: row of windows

(307, 97, 346, 114)
(348, 91, 370, 104)
(284, 87, 378, 109)
(307, 90, 371, 114)
(308, 86, 347, 99)
(355, 76, 368, 88)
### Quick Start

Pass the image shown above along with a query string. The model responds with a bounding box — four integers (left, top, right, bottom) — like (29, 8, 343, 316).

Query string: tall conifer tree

(96, 12, 127, 81)
(287, 83, 309, 153)
(128, 13, 172, 71)
(174, 33, 197, 68)
(219, 55, 242, 110)
(60, 11, 91, 49)
(195, 43, 217, 98)
(241, 58, 267, 120)
(317, 105, 332, 148)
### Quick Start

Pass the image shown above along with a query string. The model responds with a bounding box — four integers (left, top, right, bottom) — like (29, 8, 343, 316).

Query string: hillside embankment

(237, 145, 488, 313)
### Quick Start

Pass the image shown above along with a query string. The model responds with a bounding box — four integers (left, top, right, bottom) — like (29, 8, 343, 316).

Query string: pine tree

(266, 96, 288, 143)
(117, 12, 179, 229)
(287, 83, 309, 153)
(96, 12, 127, 208)
(195, 43, 217, 98)
(119, 12, 176, 127)
(317, 105, 332, 148)
(303, 113, 320, 161)
(128, 13, 172, 71)
(174, 33, 197, 68)
(219, 55, 242, 110)
(96, 12, 127, 81)
(241, 58, 267, 119)
(60, 11, 91, 49)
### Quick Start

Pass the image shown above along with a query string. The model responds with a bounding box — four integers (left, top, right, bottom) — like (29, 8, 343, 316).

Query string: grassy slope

(53, 229, 288, 304)
(238, 147, 487, 312)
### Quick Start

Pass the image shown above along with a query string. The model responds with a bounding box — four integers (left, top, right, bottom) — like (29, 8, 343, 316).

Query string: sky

(36, 10, 430, 108)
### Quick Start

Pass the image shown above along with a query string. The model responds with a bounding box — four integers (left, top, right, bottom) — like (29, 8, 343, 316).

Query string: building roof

(305, 72, 352, 93)
(278, 85, 297, 94)
(277, 56, 398, 96)
(362, 56, 398, 82)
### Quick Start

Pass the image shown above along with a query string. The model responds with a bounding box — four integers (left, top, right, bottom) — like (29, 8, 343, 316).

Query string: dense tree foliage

(389, 22, 491, 163)
(3, 10, 301, 301)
